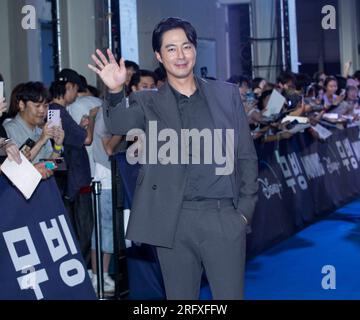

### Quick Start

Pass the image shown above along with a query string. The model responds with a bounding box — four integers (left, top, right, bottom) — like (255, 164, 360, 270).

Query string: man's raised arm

(88, 49, 145, 135)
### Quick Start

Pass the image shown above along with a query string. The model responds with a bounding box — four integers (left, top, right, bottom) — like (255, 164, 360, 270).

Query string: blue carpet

(200, 198, 360, 300)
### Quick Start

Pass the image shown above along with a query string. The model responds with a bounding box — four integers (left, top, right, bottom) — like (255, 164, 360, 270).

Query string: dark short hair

(8, 83, 25, 118)
(152, 17, 197, 53)
(88, 85, 100, 98)
(49, 81, 67, 100)
(78, 75, 88, 93)
(306, 83, 324, 98)
(125, 60, 140, 72)
(335, 75, 347, 93)
(129, 70, 157, 90)
(313, 71, 326, 83)
(277, 71, 296, 86)
(354, 70, 360, 82)
(154, 66, 167, 82)
(16, 82, 50, 105)
(258, 90, 273, 111)
(295, 73, 312, 92)
(252, 77, 265, 90)
(57, 68, 83, 90)
(324, 76, 338, 88)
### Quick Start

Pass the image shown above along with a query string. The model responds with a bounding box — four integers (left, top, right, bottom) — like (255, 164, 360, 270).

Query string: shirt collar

(169, 76, 203, 102)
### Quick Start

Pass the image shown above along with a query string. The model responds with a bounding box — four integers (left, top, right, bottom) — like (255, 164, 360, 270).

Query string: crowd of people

(227, 66, 360, 143)
(1, 58, 360, 295)
(0, 62, 166, 294)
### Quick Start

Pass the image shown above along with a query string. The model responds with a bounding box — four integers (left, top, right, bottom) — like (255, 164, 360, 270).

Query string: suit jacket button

(152, 185, 157, 190)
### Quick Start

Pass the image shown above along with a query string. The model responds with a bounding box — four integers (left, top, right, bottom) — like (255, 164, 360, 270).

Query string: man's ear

(155, 51, 163, 64)
(19, 101, 26, 112)
(131, 85, 137, 93)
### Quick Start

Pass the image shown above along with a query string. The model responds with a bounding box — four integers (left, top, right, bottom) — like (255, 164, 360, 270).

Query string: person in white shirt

(67, 75, 102, 177)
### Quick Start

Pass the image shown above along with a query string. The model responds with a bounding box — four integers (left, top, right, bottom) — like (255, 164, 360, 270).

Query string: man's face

(133, 76, 156, 92)
(155, 28, 196, 82)
(64, 83, 78, 105)
(20, 100, 48, 128)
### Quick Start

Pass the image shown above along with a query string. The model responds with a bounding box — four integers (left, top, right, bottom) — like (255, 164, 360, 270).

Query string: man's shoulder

(3, 117, 20, 131)
(198, 77, 237, 92)
(77, 96, 103, 106)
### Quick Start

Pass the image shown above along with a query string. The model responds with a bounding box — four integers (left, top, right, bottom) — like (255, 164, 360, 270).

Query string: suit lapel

(197, 77, 233, 131)
(153, 81, 182, 133)
(197, 77, 239, 183)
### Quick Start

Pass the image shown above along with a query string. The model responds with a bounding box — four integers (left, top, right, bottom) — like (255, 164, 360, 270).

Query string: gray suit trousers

(156, 199, 247, 300)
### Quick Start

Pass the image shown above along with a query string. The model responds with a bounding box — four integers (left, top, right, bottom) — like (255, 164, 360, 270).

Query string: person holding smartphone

(3, 82, 64, 164)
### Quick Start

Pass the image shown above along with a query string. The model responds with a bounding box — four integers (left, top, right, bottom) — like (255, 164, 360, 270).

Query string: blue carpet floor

(200, 198, 360, 300)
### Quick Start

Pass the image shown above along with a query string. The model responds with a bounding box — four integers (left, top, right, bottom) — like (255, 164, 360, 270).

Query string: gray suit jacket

(103, 77, 258, 248)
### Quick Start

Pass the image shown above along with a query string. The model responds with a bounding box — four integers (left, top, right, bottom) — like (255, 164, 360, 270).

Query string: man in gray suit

(89, 17, 258, 300)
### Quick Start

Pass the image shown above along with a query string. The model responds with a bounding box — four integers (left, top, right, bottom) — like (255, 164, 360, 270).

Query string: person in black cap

(49, 69, 95, 265)
(56, 69, 85, 104)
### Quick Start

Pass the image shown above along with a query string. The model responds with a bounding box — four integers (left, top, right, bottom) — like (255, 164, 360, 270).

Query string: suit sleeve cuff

(106, 89, 126, 107)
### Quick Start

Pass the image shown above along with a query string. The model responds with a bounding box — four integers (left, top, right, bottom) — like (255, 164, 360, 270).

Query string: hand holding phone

(19, 138, 35, 161)
(47, 110, 61, 128)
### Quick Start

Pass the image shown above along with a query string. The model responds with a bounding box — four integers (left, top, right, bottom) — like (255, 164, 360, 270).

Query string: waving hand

(88, 49, 127, 93)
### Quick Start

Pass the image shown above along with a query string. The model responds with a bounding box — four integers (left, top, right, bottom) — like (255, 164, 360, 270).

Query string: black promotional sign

(249, 126, 360, 255)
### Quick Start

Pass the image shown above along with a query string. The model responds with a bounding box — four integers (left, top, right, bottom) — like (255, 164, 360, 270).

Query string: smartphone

(0, 81, 4, 100)
(47, 109, 61, 127)
(20, 138, 36, 153)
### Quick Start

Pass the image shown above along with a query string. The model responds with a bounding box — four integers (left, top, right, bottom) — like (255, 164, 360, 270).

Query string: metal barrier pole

(111, 154, 129, 299)
(92, 181, 104, 299)
(111, 157, 120, 299)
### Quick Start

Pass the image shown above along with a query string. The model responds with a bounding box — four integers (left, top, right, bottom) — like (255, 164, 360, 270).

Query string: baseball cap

(57, 69, 85, 91)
